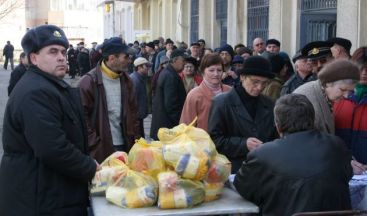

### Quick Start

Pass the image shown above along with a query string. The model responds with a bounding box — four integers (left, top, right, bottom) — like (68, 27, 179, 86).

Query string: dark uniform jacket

(234, 130, 353, 216)
(208, 88, 277, 173)
(7, 63, 27, 96)
(150, 64, 186, 140)
(0, 66, 97, 216)
(78, 62, 140, 163)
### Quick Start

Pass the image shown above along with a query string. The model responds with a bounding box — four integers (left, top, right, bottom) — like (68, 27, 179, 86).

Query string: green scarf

(355, 83, 367, 101)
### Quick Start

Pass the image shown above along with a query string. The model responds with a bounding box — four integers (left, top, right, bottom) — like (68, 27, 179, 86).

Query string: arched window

(247, 0, 269, 48)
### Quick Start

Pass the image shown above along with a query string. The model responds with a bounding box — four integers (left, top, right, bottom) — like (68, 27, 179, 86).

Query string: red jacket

(334, 93, 367, 163)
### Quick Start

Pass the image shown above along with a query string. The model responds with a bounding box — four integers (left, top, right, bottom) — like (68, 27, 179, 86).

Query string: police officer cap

(327, 37, 352, 53)
(21, 24, 69, 55)
(301, 41, 332, 60)
(102, 37, 135, 57)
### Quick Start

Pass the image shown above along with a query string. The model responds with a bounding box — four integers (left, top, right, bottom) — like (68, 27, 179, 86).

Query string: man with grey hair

(234, 94, 353, 215)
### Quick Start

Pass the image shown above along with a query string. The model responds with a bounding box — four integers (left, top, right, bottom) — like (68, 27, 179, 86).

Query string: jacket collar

(227, 88, 271, 123)
(29, 65, 69, 89)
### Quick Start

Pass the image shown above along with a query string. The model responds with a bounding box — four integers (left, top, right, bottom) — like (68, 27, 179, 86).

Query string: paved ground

(0, 67, 152, 162)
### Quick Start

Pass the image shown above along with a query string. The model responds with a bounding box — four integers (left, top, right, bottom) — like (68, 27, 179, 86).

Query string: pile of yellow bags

(91, 118, 231, 209)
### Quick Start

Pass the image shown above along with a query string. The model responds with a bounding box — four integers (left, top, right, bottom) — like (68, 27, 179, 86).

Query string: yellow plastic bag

(105, 161, 158, 208)
(91, 152, 129, 195)
(185, 125, 217, 159)
(205, 154, 231, 183)
(204, 182, 224, 202)
(158, 171, 205, 209)
(128, 138, 165, 178)
(163, 141, 210, 181)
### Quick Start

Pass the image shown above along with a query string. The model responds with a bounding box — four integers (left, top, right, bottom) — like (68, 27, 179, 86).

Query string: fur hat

(21, 25, 69, 55)
(318, 59, 360, 85)
(238, 56, 274, 79)
(102, 37, 135, 57)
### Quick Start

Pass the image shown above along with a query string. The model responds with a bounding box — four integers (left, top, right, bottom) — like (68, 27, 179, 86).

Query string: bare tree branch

(0, 0, 24, 21)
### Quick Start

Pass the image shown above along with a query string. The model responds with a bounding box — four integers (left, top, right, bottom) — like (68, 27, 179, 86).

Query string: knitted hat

(266, 39, 281, 47)
(21, 24, 69, 55)
(238, 56, 274, 79)
(269, 54, 285, 74)
(318, 59, 360, 85)
(219, 44, 235, 59)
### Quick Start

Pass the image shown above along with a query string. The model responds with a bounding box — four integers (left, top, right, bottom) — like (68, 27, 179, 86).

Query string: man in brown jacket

(78, 37, 141, 163)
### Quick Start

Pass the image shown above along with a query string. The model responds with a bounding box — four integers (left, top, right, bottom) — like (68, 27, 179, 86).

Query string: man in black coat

(150, 49, 187, 140)
(67, 44, 78, 78)
(7, 52, 28, 96)
(0, 25, 98, 216)
(3, 40, 14, 70)
(234, 94, 353, 216)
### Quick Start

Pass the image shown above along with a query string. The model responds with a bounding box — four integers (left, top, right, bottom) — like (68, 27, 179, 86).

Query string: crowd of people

(1, 23, 367, 215)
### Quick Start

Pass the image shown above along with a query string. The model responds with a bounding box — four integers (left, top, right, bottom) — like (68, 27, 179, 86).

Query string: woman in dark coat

(208, 56, 278, 173)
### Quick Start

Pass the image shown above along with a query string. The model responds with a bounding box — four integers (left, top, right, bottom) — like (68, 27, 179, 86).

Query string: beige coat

(293, 80, 335, 134)
(180, 82, 231, 131)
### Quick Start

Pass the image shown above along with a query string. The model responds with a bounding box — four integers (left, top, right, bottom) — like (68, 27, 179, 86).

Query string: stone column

(337, 0, 367, 52)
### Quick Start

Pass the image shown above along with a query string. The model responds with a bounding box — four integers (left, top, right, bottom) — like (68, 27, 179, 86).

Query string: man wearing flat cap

(265, 38, 281, 54)
(190, 42, 201, 62)
(208, 56, 278, 173)
(280, 49, 314, 95)
(0, 25, 98, 216)
(78, 37, 141, 163)
(328, 37, 352, 59)
(150, 49, 187, 140)
(301, 40, 334, 74)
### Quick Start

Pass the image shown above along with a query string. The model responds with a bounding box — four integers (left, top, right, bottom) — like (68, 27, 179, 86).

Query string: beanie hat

(269, 54, 285, 74)
(21, 24, 69, 55)
(102, 37, 135, 57)
(238, 56, 274, 79)
(318, 59, 360, 85)
(219, 44, 235, 59)
(266, 39, 281, 47)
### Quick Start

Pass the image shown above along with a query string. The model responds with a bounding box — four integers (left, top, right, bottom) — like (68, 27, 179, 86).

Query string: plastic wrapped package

(128, 138, 165, 178)
(158, 171, 205, 209)
(185, 126, 217, 159)
(105, 161, 158, 208)
(91, 154, 129, 195)
(157, 123, 188, 142)
(204, 182, 224, 202)
(205, 154, 232, 183)
(163, 141, 210, 181)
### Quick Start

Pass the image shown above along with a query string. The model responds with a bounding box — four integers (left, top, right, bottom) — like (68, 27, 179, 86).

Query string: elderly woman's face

(183, 63, 195, 76)
(325, 82, 356, 101)
(241, 75, 270, 97)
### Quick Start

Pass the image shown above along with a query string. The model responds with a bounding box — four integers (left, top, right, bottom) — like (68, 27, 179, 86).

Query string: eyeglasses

(247, 77, 270, 87)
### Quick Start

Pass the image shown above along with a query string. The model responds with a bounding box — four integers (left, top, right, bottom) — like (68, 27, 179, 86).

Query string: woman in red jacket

(334, 47, 367, 174)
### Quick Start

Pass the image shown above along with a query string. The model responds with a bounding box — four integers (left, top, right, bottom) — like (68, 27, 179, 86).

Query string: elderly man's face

(253, 38, 265, 53)
(30, 45, 67, 79)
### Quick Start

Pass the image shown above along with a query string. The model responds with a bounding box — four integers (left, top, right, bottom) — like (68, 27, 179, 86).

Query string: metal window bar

(190, 0, 199, 43)
(300, 0, 337, 12)
(216, 0, 228, 45)
(247, 0, 269, 48)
